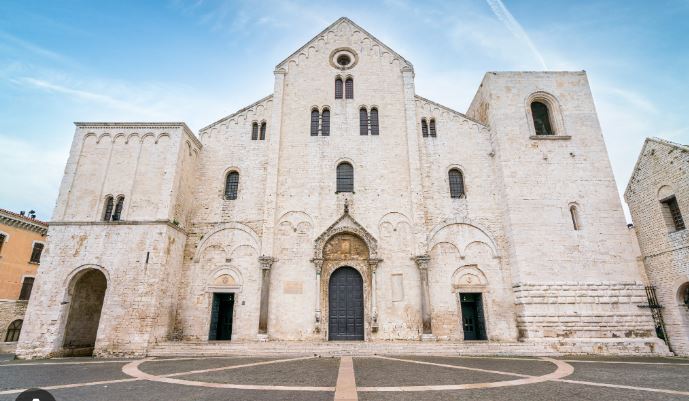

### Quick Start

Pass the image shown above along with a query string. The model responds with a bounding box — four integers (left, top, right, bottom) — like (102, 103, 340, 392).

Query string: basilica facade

(16, 18, 667, 358)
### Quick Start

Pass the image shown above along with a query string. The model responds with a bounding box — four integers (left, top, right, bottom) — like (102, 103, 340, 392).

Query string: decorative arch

(452, 265, 489, 292)
(428, 219, 500, 258)
(657, 185, 674, 200)
(313, 210, 378, 260)
(525, 91, 566, 137)
(207, 267, 244, 293)
(194, 223, 260, 262)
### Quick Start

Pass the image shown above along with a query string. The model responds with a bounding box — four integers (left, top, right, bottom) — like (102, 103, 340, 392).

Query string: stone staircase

(147, 338, 671, 357)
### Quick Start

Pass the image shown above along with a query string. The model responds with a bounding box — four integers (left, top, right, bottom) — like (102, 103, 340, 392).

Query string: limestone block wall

(0, 300, 27, 340)
(625, 138, 689, 355)
(15, 224, 186, 358)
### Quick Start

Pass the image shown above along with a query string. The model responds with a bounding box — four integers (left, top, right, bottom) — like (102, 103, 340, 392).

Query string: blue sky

(1, 0, 688, 221)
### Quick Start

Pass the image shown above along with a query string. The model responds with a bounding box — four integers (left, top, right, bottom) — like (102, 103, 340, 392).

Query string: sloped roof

(624, 137, 689, 197)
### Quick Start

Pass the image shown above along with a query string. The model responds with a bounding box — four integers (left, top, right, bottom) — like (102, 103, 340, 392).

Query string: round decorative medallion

(329, 48, 358, 70)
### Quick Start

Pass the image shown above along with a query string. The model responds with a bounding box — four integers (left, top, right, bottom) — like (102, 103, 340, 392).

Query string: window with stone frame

(310, 109, 319, 136)
(259, 121, 267, 140)
(112, 196, 125, 221)
(531, 101, 554, 135)
(359, 108, 368, 135)
(225, 171, 240, 200)
(660, 195, 685, 231)
(370, 108, 379, 136)
(29, 243, 43, 264)
(251, 122, 259, 140)
(102, 195, 114, 221)
(421, 118, 428, 137)
(429, 118, 437, 137)
(4, 320, 22, 342)
(335, 77, 343, 99)
(448, 169, 465, 199)
(19, 277, 34, 300)
(321, 109, 330, 136)
(336, 162, 354, 193)
(345, 77, 354, 99)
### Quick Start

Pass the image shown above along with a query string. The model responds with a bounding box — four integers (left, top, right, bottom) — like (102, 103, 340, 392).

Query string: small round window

(329, 48, 358, 70)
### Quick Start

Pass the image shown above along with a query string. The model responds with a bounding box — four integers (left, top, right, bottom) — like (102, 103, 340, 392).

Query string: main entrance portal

(328, 266, 364, 340)
(209, 293, 234, 341)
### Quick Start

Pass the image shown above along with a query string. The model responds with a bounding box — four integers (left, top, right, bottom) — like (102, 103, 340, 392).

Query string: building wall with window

(16, 18, 666, 358)
(625, 138, 689, 355)
(0, 208, 47, 349)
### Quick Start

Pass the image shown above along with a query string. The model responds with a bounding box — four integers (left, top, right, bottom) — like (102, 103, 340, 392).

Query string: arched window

(4, 319, 22, 342)
(345, 77, 354, 99)
(321, 109, 330, 136)
(448, 169, 465, 199)
(370, 108, 379, 136)
(102, 196, 114, 221)
(359, 108, 368, 135)
(429, 118, 437, 137)
(570, 205, 580, 230)
(112, 196, 124, 221)
(259, 121, 267, 140)
(421, 118, 428, 137)
(336, 162, 354, 193)
(251, 122, 259, 140)
(225, 171, 239, 200)
(310, 109, 319, 136)
(335, 78, 343, 99)
(531, 101, 553, 135)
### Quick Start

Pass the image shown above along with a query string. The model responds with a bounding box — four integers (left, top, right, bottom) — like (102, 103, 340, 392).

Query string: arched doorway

(63, 269, 107, 356)
(328, 266, 364, 340)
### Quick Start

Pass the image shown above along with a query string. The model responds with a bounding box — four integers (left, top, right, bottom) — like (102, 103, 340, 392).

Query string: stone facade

(16, 18, 666, 358)
(625, 138, 689, 355)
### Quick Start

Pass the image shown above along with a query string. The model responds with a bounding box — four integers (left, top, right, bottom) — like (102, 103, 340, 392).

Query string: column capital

(310, 258, 324, 273)
(367, 258, 383, 271)
(258, 256, 276, 270)
(412, 254, 431, 270)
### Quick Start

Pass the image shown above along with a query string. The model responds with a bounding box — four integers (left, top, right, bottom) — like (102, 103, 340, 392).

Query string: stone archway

(62, 269, 107, 356)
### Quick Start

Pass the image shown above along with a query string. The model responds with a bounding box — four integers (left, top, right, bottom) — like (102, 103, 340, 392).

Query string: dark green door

(460, 293, 486, 341)
(209, 293, 234, 341)
(328, 266, 364, 340)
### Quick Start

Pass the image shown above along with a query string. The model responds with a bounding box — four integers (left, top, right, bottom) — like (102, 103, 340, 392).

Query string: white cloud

(485, 0, 548, 69)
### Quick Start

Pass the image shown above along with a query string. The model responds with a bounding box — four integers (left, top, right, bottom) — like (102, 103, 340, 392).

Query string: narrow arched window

(321, 109, 330, 136)
(225, 171, 239, 200)
(531, 101, 553, 135)
(259, 121, 267, 140)
(251, 122, 259, 140)
(570, 205, 580, 230)
(112, 196, 124, 221)
(359, 108, 368, 135)
(102, 196, 114, 221)
(421, 118, 428, 137)
(4, 319, 22, 342)
(336, 162, 354, 193)
(448, 169, 465, 199)
(335, 78, 343, 99)
(429, 118, 437, 137)
(310, 109, 319, 136)
(345, 77, 354, 99)
(370, 108, 379, 136)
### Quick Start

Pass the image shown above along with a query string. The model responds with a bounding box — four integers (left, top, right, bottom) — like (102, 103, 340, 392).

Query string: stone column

(368, 258, 382, 331)
(257, 256, 276, 340)
(311, 258, 324, 333)
(413, 254, 434, 340)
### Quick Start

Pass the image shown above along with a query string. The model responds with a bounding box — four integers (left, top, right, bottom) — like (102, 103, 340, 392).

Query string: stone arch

(658, 185, 674, 200)
(428, 219, 499, 258)
(452, 265, 489, 292)
(208, 267, 243, 293)
(194, 223, 260, 262)
(525, 91, 566, 136)
(62, 267, 108, 356)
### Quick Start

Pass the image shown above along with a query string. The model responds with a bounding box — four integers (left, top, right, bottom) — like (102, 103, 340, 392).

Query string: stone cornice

(74, 122, 202, 149)
(0, 209, 48, 235)
(49, 220, 188, 235)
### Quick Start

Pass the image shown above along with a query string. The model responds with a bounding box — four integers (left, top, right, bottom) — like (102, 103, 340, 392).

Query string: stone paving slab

(0, 361, 130, 391)
(177, 357, 340, 387)
(139, 356, 277, 376)
(564, 361, 689, 393)
(353, 357, 516, 387)
(397, 355, 556, 376)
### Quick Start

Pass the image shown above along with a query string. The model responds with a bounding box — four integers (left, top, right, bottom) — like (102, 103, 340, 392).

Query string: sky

(1, 0, 688, 221)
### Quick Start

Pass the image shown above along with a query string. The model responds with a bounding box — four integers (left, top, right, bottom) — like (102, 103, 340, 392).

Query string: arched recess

(193, 222, 260, 262)
(452, 265, 489, 293)
(524, 91, 566, 136)
(62, 267, 108, 356)
(207, 267, 243, 293)
(428, 219, 500, 259)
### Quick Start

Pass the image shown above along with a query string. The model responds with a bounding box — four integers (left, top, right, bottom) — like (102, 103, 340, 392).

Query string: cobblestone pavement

(1, 354, 689, 400)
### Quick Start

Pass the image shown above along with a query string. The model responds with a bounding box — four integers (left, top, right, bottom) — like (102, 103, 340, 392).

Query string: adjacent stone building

(625, 138, 689, 355)
(16, 18, 667, 358)
(0, 208, 48, 353)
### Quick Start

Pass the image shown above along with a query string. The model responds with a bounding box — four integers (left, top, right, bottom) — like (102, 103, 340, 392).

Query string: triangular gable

(313, 203, 379, 259)
(415, 95, 490, 129)
(275, 17, 413, 71)
(624, 137, 689, 199)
